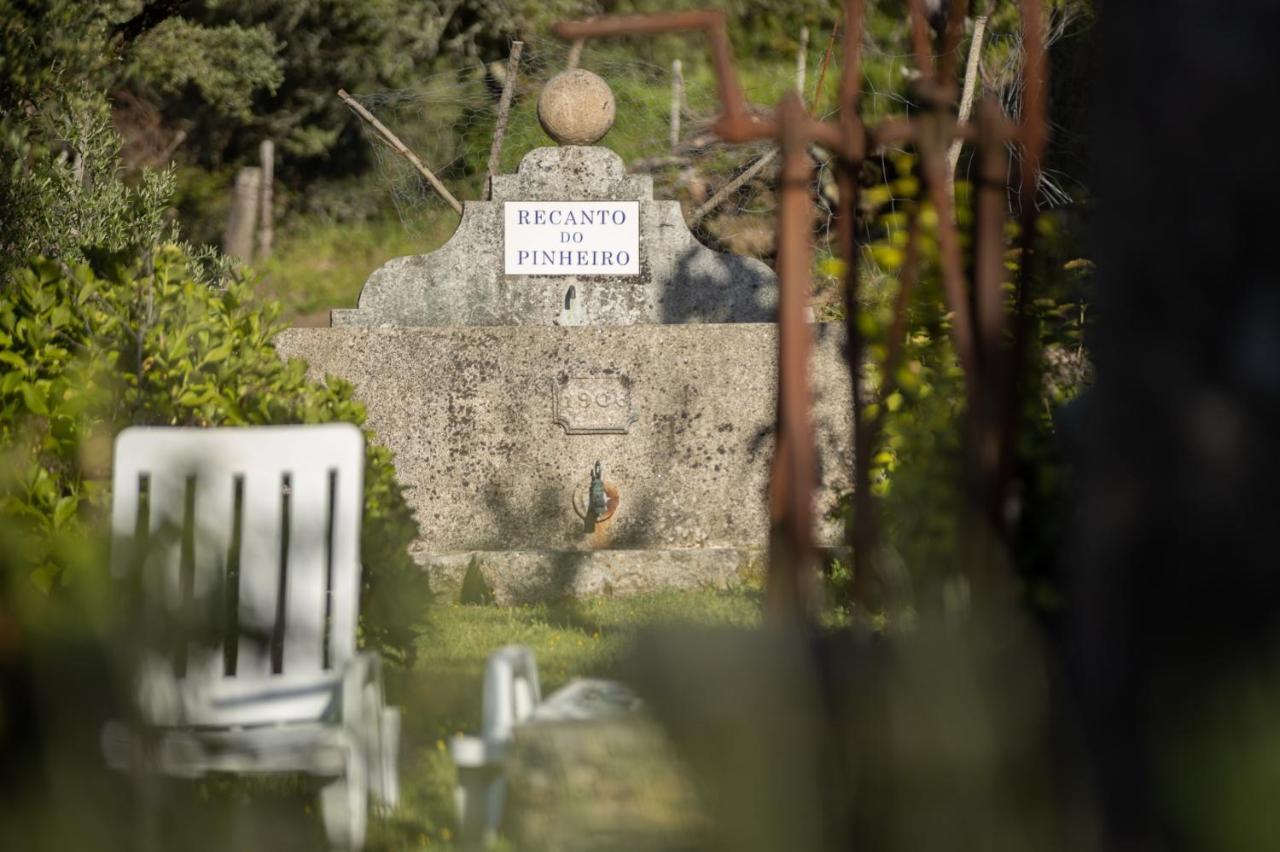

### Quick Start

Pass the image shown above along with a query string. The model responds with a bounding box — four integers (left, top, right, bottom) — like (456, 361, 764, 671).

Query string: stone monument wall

(279, 70, 853, 603)
(275, 323, 852, 603)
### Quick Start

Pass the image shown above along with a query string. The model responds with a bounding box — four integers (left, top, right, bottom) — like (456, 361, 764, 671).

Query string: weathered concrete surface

(505, 712, 704, 851)
(504, 680, 701, 851)
(331, 147, 777, 328)
(274, 323, 853, 601)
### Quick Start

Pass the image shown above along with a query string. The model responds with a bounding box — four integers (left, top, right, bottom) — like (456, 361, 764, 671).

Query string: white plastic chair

(451, 647, 645, 848)
(102, 424, 399, 850)
(451, 645, 542, 848)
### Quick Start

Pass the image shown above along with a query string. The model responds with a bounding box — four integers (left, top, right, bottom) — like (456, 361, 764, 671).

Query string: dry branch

(670, 59, 684, 152)
(948, 14, 991, 181)
(687, 148, 778, 228)
(566, 38, 585, 69)
(796, 26, 809, 95)
(487, 41, 524, 196)
(337, 88, 463, 216)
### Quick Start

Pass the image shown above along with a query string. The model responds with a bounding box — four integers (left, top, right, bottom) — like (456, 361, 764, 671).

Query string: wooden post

(566, 38, 585, 69)
(670, 59, 684, 152)
(487, 41, 524, 198)
(257, 139, 275, 259)
(796, 26, 809, 96)
(223, 166, 261, 262)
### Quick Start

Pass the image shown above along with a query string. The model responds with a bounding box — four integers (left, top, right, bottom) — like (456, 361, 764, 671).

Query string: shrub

(830, 154, 1091, 623)
(0, 247, 426, 663)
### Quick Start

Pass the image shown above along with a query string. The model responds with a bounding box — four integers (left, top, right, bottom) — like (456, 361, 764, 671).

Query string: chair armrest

(338, 651, 386, 726)
(451, 734, 510, 768)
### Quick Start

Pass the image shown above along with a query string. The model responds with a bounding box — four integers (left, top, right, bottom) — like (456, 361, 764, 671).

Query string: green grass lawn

(255, 214, 460, 326)
(371, 587, 764, 850)
(144, 588, 762, 851)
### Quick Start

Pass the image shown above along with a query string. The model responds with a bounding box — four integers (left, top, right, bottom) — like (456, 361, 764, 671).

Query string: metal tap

(586, 460, 608, 526)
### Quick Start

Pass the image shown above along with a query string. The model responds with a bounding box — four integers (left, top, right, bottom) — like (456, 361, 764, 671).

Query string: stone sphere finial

(537, 69, 616, 146)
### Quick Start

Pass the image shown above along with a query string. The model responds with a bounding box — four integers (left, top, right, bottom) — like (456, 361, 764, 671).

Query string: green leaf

(20, 382, 48, 415)
(817, 256, 846, 279)
(177, 387, 212, 406)
(0, 351, 27, 370)
(203, 342, 233, 364)
(30, 564, 58, 595)
(52, 495, 77, 529)
(49, 304, 71, 330)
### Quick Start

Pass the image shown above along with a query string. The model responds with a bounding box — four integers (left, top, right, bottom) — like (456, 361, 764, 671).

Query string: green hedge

(0, 247, 426, 662)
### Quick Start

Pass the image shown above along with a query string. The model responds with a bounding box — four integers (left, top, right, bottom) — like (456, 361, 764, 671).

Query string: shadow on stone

(459, 555, 495, 605)
(661, 242, 777, 325)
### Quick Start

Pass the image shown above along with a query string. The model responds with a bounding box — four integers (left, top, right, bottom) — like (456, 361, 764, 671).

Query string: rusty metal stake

(554, 0, 1050, 620)
(766, 93, 821, 619)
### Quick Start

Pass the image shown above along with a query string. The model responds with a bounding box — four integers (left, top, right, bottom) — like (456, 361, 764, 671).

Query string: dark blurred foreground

(6, 1, 1280, 850)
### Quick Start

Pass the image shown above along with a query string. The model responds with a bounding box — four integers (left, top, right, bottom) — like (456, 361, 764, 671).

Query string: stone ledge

(418, 547, 767, 605)
(416, 547, 853, 605)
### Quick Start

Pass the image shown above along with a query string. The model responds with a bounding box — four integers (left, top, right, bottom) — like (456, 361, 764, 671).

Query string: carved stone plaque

(552, 375, 637, 435)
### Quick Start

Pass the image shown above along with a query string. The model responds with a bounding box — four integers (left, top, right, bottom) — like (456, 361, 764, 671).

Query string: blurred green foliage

(149, 0, 483, 166)
(1, 2, 180, 268)
(3, 92, 178, 269)
(0, 247, 426, 662)
(124, 17, 283, 122)
(2, 1, 427, 664)
(829, 154, 1091, 622)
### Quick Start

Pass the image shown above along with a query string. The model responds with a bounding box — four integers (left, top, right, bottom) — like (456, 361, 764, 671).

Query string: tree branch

(113, 0, 185, 47)
(948, 12, 991, 181)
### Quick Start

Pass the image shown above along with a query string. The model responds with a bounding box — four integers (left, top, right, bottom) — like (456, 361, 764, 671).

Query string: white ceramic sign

(504, 201, 640, 276)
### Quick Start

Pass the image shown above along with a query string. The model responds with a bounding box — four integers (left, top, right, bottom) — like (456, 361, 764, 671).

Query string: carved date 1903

(552, 375, 637, 435)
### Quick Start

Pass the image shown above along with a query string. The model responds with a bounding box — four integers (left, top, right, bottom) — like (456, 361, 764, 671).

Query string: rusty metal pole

(834, 0, 883, 605)
(972, 98, 1011, 530)
(973, 99, 1008, 368)
(766, 92, 820, 622)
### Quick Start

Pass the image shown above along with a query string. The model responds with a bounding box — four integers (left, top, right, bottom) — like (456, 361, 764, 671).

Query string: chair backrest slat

(189, 472, 235, 677)
(282, 466, 331, 673)
(145, 470, 188, 614)
(191, 473, 235, 605)
(109, 467, 144, 581)
(328, 462, 362, 663)
(108, 425, 365, 685)
(236, 467, 285, 678)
